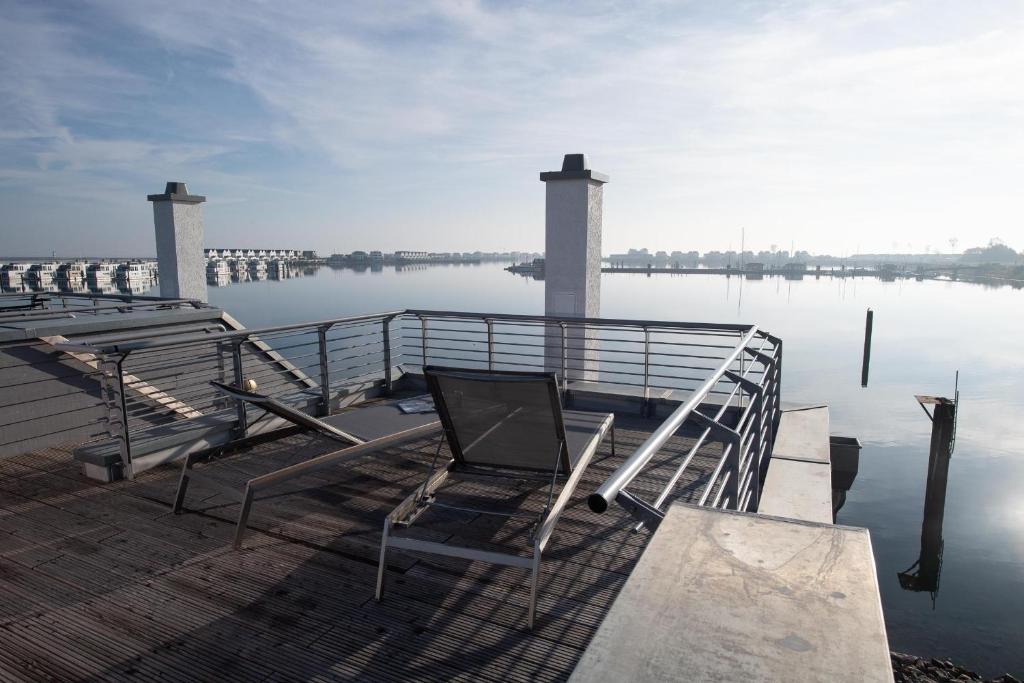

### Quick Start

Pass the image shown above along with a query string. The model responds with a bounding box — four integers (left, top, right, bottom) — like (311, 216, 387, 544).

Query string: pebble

(891, 651, 1019, 683)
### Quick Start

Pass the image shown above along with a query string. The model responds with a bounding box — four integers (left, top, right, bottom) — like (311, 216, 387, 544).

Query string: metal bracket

(690, 409, 740, 442)
(615, 490, 664, 531)
(724, 370, 761, 395)
(743, 347, 774, 367)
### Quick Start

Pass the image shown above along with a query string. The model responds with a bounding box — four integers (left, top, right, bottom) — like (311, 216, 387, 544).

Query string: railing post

(774, 340, 783, 434)
(642, 327, 650, 416)
(420, 316, 428, 369)
(317, 324, 331, 416)
(102, 353, 133, 480)
(748, 390, 763, 511)
(231, 339, 248, 438)
(559, 322, 567, 391)
(215, 340, 231, 410)
(730, 432, 743, 510)
(382, 316, 393, 394)
(486, 318, 494, 372)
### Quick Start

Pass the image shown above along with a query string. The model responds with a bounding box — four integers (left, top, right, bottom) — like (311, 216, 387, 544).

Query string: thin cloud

(1, 0, 1022, 255)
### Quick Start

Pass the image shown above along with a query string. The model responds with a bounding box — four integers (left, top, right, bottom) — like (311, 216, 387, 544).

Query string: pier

(0, 169, 895, 681)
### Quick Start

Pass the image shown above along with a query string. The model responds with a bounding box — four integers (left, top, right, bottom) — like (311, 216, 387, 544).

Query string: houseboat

(1, 263, 30, 289)
(56, 261, 88, 284)
(117, 261, 153, 285)
(86, 262, 118, 285)
(27, 262, 60, 285)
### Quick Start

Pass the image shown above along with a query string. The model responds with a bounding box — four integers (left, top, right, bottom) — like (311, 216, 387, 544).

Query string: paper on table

(397, 394, 436, 414)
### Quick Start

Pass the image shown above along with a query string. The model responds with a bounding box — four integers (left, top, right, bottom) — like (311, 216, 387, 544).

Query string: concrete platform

(570, 503, 893, 682)
(758, 457, 833, 523)
(772, 405, 830, 464)
(757, 406, 834, 524)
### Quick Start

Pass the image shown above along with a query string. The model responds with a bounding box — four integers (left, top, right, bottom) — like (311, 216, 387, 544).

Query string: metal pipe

(589, 325, 759, 513)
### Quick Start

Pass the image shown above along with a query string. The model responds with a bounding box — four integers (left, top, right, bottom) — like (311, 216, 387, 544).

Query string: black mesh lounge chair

(173, 381, 441, 548)
(375, 366, 615, 629)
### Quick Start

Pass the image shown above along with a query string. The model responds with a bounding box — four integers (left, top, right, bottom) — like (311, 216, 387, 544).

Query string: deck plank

(0, 410, 725, 682)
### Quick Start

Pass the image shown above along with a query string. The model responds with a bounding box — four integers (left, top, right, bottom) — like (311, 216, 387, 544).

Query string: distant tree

(960, 241, 1020, 264)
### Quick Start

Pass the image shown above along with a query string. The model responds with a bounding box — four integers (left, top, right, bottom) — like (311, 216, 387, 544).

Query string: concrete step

(758, 406, 833, 524)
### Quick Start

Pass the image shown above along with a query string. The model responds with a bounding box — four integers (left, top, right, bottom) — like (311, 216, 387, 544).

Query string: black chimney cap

(147, 182, 206, 203)
(540, 154, 608, 183)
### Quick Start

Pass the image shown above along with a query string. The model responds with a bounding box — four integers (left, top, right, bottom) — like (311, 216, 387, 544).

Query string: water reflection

(898, 395, 958, 605)
(831, 436, 861, 520)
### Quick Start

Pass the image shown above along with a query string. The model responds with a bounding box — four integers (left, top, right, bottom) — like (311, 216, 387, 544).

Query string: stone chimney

(540, 153, 607, 318)
(540, 154, 608, 381)
(147, 182, 207, 302)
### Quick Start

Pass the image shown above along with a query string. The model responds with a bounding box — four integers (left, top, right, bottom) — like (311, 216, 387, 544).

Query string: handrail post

(560, 322, 567, 391)
(486, 318, 495, 371)
(103, 353, 133, 480)
(642, 327, 651, 417)
(317, 324, 331, 416)
(730, 432, 743, 510)
(749, 388, 763, 510)
(382, 316, 393, 395)
(231, 339, 248, 438)
(420, 316, 428, 369)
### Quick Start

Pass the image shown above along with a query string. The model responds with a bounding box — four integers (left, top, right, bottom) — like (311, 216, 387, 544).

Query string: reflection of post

(861, 308, 873, 387)
(899, 395, 956, 603)
(540, 154, 608, 384)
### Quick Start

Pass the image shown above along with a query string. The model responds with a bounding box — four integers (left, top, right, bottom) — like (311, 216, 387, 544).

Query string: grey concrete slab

(758, 457, 834, 524)
(773, 406, 830, 464)
(570, 504, 893, 683)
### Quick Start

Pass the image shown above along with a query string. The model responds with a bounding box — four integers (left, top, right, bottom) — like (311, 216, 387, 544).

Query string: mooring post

(861, 308, 873, 387)
(900, 395, 957, 596)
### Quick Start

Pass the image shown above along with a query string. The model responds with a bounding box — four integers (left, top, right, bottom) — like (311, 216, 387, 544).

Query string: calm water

(183, 265, 1022, 676)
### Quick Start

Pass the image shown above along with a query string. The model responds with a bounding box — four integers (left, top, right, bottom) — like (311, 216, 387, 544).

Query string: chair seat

(320, 403, 440, 442)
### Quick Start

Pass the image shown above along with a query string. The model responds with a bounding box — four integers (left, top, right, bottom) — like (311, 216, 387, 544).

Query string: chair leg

(375, 518, 391, 601)
(233, 484, 255, 550)
(172, 453, 196, 514)
(611, 421, 616, 458)
(527, 549, 541, 630)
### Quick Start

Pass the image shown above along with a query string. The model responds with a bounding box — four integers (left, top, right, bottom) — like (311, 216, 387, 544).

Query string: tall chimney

(540, 154, 608, 381)
(147, 182, 207, 302)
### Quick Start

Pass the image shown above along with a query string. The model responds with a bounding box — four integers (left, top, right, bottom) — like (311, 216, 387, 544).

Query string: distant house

(746, 262, 764, 272)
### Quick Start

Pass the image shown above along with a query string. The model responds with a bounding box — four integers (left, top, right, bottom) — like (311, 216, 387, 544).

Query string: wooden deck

(0, 411, 723, 682)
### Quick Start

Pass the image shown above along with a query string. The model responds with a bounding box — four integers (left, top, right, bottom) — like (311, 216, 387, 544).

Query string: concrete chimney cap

(147, 181, 206, 203)
(540, 153, 608, 183)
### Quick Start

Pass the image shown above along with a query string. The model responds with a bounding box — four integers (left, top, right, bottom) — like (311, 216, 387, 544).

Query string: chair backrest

(423, 366, 571, 474)
(209, 381, 362, 444)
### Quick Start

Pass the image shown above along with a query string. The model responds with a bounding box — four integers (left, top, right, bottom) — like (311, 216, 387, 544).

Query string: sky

(1, 0, 1023, 257)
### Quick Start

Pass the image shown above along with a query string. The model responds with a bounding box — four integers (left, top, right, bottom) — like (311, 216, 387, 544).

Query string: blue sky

(1, 0, 1022, 256)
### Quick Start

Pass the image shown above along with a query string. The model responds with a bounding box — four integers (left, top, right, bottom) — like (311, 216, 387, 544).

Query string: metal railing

(0, 291, 203, 320)
(589, 325, 782, 524)
(53, 309, 780, 491)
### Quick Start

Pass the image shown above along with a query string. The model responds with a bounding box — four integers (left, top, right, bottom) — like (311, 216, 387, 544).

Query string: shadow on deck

(0, 410, 720, 682)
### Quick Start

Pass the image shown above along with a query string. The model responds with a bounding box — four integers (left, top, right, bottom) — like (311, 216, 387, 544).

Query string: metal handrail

(36, 306, 778, 484)
(0, 298, 204, 321)
(53, 309, 752, 356)
(52, 310, 405, 354)
(588, 325, 760, 514)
